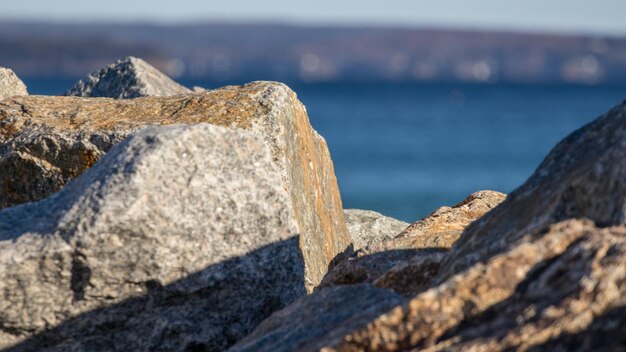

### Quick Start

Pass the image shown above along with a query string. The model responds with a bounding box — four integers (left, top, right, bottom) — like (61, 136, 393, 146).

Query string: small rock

(0, 67, 28, 100)
(65, 56, 190, 98)
(364, 190, 506, 255)
(229, 284, 405, 352)
(343, 209, 408, 250)
(0, 124, 305, 351)
(319, 191, 505, 291)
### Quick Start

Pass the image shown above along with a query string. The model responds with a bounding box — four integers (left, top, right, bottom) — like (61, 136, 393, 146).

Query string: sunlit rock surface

(65, 56, 190, 98)
(0, 67, 28, 101)
(0, 81, 351, 291)
(0, 124, 305, 351)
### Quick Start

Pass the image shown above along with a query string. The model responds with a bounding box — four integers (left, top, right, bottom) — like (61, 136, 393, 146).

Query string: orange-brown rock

(325, 100, 626, 351)
(330, 220, 626, 351)
(363, 190, 506, 255)
(238, 100, 626, 352)
(0, 81, 351, 291)
(318, 191, 505, 291)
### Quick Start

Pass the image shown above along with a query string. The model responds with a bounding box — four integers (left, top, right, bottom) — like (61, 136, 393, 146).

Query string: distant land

(2, 21, 626, 85)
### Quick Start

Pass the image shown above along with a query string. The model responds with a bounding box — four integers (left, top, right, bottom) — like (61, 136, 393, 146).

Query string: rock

(318, 191, 504, 291)
(363, 190, 506, 255)
(343, 209, 408, 250)
(438, 102, 626, 281)
(0, 124, 305, 351)
(322, 101, 626, 351)
(372, 250, 447, 297)
(228, 285, 405, 352)
(0, 81, 351, 291)
(0, 67, 28, 101)
(317, 249, 422, 290)
(329, 220, 626, 351)
(65, 56, 190, 98)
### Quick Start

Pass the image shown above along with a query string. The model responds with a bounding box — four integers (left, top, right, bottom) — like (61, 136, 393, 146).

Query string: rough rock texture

(0, 124, 305, 351)
(372, 250, 448, 297)
(330, 220, 626, 351)
(65, 56, 190, 98)
(437, 102, 626, 282)
(343, 209, 408, 250)
(319, 191, 505, 291)
(0, 81, 351, 291)
(322, 100, 626, 351)
(363, 190, 506, 255)
(228, 285, 405, 352)
(0, 67, 28, 101)
(317, 249, 422, 290)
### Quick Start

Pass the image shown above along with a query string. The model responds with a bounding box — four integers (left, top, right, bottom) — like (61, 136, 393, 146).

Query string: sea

(23, 79, 626, 222)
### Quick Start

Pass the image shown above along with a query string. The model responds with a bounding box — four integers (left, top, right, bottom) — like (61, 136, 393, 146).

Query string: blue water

(23, 79, 626, 222)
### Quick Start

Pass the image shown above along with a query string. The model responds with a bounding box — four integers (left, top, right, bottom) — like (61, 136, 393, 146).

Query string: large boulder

(65, 56, 190, 98)
(321, 99, 626, 350)
(343, 209, 408, 250)
(0, 124, 305, 351)
(229, 285, 405, 352)
(0, 67, 28, 101)
(0, 81, 351, 291)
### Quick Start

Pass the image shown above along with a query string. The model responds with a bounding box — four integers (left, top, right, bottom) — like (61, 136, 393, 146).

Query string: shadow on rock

(3, 237, 305, 352)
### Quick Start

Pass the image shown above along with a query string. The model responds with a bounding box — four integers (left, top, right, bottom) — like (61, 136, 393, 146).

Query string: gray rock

(65, 56, 190, 98)
(0, 124, 305, 351)
(0, 67, 28, 100)
(343, 209, 408, 250)
(0, 81, 352, 292)
(229, 284, 405, 352)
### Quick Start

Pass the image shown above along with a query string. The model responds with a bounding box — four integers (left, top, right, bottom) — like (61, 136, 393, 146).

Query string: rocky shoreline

(0, 58, 624, 351)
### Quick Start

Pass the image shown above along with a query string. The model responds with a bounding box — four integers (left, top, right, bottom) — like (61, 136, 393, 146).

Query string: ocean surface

(24, 79, 626, 222)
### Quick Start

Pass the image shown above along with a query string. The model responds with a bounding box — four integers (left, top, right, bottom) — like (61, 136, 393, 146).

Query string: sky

(2, 0, 626, 36)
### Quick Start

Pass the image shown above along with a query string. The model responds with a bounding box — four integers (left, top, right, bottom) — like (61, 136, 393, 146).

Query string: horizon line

(1, 17, 625, 38)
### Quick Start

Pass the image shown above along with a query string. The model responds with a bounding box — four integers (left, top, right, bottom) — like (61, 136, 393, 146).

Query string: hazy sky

(3, 0, 626, 35)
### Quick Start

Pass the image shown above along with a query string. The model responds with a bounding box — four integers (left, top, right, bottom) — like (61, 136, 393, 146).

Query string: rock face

(331, 220, 626, 351)
(229, 285, 405, 352)
(65, 56, 190, 98)
(363, 190, 506, 255)
(437, 102, 626, 281)
(0, 81, 351, 291)
(319, 191, 505, 291)
(317, 249, 422, 290)
(343, 209, 408, 250)
(0, 124, 305, 351)
(0, 67, 28, 100)
(321, 100, 626, 350)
